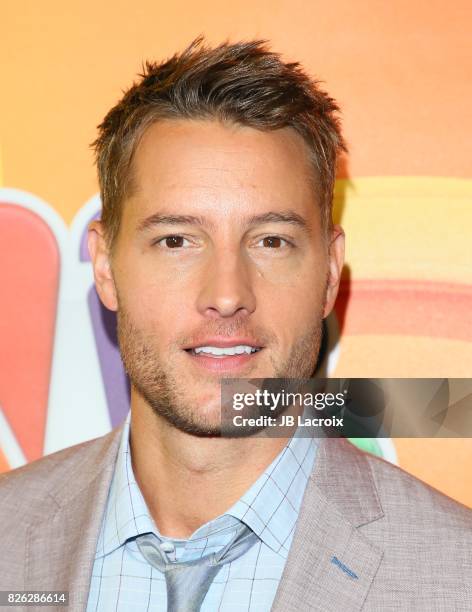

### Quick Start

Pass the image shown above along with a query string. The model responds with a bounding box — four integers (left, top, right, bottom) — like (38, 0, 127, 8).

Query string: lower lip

(184, 349, 262, 373)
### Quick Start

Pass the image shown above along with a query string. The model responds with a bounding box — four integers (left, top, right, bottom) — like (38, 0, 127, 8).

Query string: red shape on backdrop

(0, 203, 59, 462)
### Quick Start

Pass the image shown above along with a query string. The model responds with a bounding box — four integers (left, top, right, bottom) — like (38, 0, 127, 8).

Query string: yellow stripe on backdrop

(334, 177, 472, 283)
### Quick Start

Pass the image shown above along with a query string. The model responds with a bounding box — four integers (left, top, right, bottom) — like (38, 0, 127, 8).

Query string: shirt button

(159, 541, 175, 553)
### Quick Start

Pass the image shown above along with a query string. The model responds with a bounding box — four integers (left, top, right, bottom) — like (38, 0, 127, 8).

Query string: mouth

(183, 342, 264, 373)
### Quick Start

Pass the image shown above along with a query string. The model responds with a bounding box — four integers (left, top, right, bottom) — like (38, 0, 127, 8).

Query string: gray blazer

(1, 424, 471, 611)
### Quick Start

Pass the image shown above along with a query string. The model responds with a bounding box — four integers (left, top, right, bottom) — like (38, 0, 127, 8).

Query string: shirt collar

(95, 411, 155, 559)
(95, 410, 318, 560)
(226, 429, 318, 556)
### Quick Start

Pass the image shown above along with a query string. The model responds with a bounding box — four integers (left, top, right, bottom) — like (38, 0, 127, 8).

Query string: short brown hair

(92, 36, 347, 247)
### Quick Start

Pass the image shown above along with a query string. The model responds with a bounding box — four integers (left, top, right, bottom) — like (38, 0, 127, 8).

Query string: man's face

(90, 119, 344, 435)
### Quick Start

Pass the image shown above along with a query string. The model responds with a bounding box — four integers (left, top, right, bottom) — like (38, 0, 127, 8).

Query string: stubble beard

(117, 304, 325, 437)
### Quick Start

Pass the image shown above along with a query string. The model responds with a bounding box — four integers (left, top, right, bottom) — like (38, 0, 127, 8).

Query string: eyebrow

(137, 213, 214, 233)
(136, 210, 311, 234)
(248, 211, 311, 234)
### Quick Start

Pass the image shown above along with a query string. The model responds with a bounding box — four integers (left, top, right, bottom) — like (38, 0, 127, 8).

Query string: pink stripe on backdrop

(336, 280, 472, 342)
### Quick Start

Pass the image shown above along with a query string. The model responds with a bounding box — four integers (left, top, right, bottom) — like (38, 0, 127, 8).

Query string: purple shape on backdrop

(88, 287, 130, 427)
(80, 210, 100, 261)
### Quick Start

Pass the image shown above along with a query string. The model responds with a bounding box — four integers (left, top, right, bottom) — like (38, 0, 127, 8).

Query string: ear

(323, 224, 345, 318)
(87, 220, 118, 311)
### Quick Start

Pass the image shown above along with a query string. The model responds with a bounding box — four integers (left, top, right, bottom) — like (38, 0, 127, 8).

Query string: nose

(196, 249, 257, 319)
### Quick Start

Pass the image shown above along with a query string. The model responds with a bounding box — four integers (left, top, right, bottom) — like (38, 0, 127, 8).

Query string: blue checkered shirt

(86, 411, 318, 611)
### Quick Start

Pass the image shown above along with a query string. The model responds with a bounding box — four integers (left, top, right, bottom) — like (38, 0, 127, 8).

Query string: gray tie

(136, 523, 259, 612)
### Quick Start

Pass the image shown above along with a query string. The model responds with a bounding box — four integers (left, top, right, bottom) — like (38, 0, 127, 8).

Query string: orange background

(1, 1, 471, 504)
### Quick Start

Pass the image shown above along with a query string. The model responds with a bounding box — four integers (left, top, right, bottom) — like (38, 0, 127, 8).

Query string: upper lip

(184, 337, 264, 350)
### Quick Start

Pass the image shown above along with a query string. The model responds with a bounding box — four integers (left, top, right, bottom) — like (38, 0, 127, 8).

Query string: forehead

(125, 118, 320, 223)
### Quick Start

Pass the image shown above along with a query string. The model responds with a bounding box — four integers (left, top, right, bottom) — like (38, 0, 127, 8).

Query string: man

(0, 38, 471, 612)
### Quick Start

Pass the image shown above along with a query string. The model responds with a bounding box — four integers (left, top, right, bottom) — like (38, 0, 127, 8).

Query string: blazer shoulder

(0, 426, 122, 524)
(362, 446, 472, 527)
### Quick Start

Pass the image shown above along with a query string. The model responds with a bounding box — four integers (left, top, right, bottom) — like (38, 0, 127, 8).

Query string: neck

(129, 393, 290, 539)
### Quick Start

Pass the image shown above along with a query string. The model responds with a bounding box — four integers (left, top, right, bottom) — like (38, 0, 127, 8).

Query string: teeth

(193, 345, 260, 356)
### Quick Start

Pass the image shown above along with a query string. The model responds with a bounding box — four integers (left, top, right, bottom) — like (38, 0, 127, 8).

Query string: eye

(255, 236, 291, 249)
(154, 235, 191, 249)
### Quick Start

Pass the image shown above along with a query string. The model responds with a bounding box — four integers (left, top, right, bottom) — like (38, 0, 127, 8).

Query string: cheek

(118, 254, 186, 304)
(250, 252, 309, 287)
(115, 273, 170, 336)
(260, 276, 326, 348)
(251, 242, 328, 288)
(256, 252, 328, 306)
(267, 285, 325, 322)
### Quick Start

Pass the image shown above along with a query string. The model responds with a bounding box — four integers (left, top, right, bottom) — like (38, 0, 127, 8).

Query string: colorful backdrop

(1, 1, 471, 506)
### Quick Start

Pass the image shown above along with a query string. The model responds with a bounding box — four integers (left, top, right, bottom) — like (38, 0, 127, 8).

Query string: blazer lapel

(25, 424, 124, 611)
(272, 439, 384, 612)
